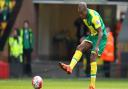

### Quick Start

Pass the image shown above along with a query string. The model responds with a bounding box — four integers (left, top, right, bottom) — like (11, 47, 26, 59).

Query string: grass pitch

(0, 78, 127, 89)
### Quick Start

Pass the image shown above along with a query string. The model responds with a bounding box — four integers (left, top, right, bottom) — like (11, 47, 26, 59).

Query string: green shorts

(83, 34, 107, 56)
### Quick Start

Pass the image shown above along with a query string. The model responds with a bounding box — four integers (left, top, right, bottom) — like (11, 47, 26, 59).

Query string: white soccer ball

(32, 76, 43, 89)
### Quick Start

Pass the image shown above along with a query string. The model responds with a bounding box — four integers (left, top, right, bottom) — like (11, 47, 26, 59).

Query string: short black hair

(24, 20, 29, 24)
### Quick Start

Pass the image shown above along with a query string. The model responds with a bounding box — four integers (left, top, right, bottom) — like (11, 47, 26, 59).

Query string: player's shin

(90, 61, 97, 86)
(69, 50, 82, 70)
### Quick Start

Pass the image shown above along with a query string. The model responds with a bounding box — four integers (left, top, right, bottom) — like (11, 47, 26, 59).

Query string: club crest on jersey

(96, 20, 100, 25)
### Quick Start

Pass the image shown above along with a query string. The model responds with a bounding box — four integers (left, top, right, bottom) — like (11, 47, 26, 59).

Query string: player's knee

(86, 42, 92, 49)
(76, 41, 92, 52)
(90, 53, 97, 62)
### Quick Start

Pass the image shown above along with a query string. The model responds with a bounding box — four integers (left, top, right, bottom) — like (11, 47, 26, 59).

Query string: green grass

(0, 78, 128, 89)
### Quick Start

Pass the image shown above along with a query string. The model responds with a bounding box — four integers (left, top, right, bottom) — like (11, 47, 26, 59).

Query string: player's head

(23, 20, 29, 28)
(78, 2, 87, 19)
(12, 28, 18, 36)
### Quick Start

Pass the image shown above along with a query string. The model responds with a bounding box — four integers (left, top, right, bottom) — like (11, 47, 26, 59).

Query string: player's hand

(94, 47, 99, 54)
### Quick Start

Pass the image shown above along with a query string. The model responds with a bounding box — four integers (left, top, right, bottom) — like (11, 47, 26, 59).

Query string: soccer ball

(32, 76, 43, 89)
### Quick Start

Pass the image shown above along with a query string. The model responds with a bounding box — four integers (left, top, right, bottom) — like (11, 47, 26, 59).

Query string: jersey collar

(86, 8, 90, 19)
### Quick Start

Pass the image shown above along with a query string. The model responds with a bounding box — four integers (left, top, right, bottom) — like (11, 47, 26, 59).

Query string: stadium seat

(0, 61, 9, 79)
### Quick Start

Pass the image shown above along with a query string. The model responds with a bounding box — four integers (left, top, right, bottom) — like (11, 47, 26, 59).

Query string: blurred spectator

(1, 4, 9, 32)
(101, 27, 114, 78)
(0, 0, 16, 36)
(0, 4, 8, 35)
(0, 0, 5, 11)
(74, 17, 90, 77)
(115, 12, 125, 64)
(116, 12, 125, 37)
(8, 28, 23, 77)
(2, 4, 9, 21)
(20, 20, 34, 76)
(74, 17, 90, 43)
(9, 0, 16, 12)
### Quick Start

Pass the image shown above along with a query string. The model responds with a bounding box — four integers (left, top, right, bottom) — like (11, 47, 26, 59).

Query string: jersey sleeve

(92, 16, 101, 29)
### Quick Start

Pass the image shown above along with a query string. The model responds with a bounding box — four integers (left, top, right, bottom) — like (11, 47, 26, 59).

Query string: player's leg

(89, 35, 107, 89)
(59, 40, 92, 74)
(84, 49, 91, 77)
(69, 41, 91, 69)
(89, 52, 98, 89)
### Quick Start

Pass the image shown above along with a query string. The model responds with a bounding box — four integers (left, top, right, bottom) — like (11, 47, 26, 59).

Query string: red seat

(0, 61, 9, 79)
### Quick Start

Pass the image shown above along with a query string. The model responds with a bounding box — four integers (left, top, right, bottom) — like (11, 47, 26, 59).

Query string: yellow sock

(69, 50, 82, 69)
(90, 62, 97, 85)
